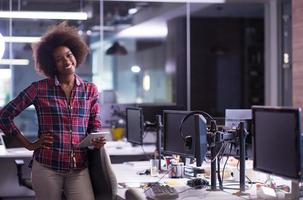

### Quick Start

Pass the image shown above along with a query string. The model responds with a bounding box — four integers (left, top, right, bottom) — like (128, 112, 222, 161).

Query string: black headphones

(187, 178, 209, 188)
(178, 111, 215, 150)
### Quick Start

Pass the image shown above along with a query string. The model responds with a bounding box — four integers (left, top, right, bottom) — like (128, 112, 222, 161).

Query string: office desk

(105, 141, 156, 163)
(112, 161, 257, 200)
(0, 141, 156, 160)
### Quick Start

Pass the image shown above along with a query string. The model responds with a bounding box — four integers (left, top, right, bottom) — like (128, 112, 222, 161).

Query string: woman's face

(53, 46, 77, 76)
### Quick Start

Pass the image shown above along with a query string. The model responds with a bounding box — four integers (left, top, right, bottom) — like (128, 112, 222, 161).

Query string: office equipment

(225, 109, 253, 146)
(112, 161, 253, 200)
(144, 183, 179, 200)
(252, 106, 302, 180)
(193, 114, 208, 167)
(126, 107, 144, 145)
(187, 178, 209, 188)
(163, 110, 195, 158)
(1, 134, 23, 149)
(225, 109, 252, 130)
(78, 131, 110, 148)
(164, 110, 208, 167)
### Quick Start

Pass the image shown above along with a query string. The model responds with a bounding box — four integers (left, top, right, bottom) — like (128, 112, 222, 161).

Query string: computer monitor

(194, 114, 208, 167)
(252, 106, 302, 180)
(163, 110, 208, 166)
(163, 110, 194, 157)
(126, 107, 144, 145)
(225, 109, 252, 131)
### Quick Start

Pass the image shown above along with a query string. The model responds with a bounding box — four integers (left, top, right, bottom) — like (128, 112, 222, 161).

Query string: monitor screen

(252, 106, 302, 180)
(126, 107, 144, 145)
(163, 110, 195, 157)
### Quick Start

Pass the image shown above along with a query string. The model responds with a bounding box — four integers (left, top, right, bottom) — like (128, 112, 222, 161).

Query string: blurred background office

(0, 0, 302, 139)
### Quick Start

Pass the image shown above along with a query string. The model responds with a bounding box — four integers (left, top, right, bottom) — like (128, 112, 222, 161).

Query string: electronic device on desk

(126, 107, 163, 171)
(163, 110, 207, 167)
(252, 106, 302, 180)
(187, 178, 209, 189)
(126, 107, 145, 145)
(225, 109, 252, 158)
(144, 183, 179, 200)
(1, 134, 23, 149)
(252, 106, 302, 198)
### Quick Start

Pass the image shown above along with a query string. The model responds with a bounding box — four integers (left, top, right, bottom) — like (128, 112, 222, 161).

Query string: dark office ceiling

(0, 0, 146, 26)
(0, 0, 263, 26)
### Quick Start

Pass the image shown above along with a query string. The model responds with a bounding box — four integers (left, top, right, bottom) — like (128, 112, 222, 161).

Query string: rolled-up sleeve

(0, 82, 37, 136)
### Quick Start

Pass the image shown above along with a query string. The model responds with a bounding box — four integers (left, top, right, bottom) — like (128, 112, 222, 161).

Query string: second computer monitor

(252, 106, 302, 180)
(163, 110, 208, 166)
(163, 110, 195, 157)
(126, 107, 144, 145)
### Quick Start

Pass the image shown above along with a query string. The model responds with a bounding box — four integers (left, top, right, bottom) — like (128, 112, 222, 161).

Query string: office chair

(88, 148, 149, 200)
(88, 147, 118, 200)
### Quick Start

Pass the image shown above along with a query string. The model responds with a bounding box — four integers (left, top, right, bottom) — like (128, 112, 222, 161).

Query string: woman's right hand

(27, 133, 54, 151)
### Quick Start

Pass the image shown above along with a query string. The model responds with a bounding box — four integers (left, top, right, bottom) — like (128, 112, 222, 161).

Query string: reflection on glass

(98, 2, 186, 104)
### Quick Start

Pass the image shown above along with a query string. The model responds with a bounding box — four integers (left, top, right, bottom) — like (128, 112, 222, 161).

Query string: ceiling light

(0, 59, 29, 65)
(143, 74, 150, 91)
(3, 36, 40, 43)
(128, 8, 138, 15)
(0, 33, 4, 60)
(131, 65, 141, 73)
(0, 11, 88, 20)
(106, 41, 127, 55)
(117, 22, 167, 39)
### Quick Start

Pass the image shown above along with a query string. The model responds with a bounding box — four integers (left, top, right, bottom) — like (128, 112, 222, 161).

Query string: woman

(0, 21, 105, 200)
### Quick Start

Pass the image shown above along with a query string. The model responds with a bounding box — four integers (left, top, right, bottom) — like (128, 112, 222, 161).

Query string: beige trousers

(31, 160, 95, 200)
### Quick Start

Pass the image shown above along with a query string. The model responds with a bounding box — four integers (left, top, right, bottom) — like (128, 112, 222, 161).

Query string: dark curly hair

(32, 21, 89, 78)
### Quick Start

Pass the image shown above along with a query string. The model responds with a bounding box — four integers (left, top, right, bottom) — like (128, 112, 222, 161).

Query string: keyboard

(145, 183, 179, 200)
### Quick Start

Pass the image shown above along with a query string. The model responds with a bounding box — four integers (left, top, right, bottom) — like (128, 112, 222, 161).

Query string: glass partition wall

(0, 0, 266, 119)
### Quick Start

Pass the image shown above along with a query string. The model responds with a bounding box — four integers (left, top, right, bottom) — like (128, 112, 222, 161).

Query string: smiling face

(53, 46, 77, 76)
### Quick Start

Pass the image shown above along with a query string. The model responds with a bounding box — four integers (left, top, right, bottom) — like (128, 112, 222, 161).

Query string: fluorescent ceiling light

(143, 74, 150, 91)
(0, 59, 29, 65)
(118, 22, 167, 38)
(3, 36, 41, 43)
(131, 65, 141, 73)
(0, 11, 88, 20)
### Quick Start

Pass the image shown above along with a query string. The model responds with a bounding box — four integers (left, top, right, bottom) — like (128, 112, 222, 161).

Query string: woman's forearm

(15, 132, 34, 150)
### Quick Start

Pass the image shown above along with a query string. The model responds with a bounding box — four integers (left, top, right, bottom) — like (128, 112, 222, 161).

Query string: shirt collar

(54, 75, 83, 87)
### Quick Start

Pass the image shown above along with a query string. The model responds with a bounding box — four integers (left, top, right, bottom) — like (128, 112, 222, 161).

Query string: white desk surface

(0, 141, 156, 158)
(112, 161, 259, 200)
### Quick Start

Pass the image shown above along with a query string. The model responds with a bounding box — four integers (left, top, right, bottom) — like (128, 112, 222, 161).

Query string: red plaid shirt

(0, 75, 102, 172)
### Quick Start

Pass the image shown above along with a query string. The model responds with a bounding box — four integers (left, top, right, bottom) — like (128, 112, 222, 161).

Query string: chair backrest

(88, 147, 118, 200)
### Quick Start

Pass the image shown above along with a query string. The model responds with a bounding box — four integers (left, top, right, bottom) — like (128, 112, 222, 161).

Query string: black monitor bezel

(252, 106, 302, 180)
(163, 110, 195, 158)
(126, 107, 144, 145)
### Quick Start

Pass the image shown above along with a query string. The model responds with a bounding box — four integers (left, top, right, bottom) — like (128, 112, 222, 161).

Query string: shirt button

(70, 129, 72, 133)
